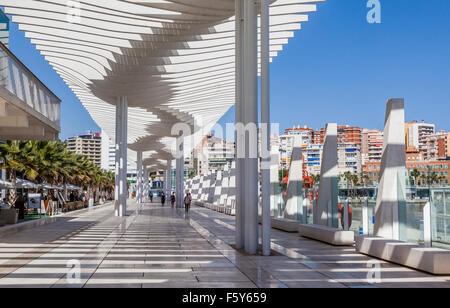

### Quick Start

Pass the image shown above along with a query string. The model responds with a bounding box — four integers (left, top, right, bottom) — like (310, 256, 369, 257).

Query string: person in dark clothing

(149, 192, 153, 203)
(161, 192, 166, 206)
(69, 192, 75, 202)
(170, 193, 176, 207)
(184, 193, 192, 212)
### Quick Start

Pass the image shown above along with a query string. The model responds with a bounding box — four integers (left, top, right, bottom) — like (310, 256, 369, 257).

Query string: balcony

(0, 43, 60, 140)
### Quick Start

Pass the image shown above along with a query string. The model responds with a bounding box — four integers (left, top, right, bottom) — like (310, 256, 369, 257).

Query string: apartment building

(281, 125, 363, 174)
(363, 160, 450, 186)
(304, 144, 323, 176)
(187, 134, 235, 174)
(100, 130, 137, 179)
(361, 129, 384, 164)
(66, 132, 102, 167)
(421, 131, 450, 161)
(279, 126, 312, 169)
(437, 132, 450, 159)
(338, 143, 362, 175)
(406, 121, 435, 153)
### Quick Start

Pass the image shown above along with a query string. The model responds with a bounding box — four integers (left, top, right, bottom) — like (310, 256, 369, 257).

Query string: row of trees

(410, 169, 447, 187)
(0, 141, 115, 208)
(282, 169, 446, 188)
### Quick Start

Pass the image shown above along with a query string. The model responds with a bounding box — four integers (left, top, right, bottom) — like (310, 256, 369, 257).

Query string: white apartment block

(361, 129, 384, 164)
(407, 121, 435, 151)
(338, 143, 362, 175)
(187, 134, 235, 174)
(279, 128, 312, 170)
(66, 132, 102, 167)
(101, 130, 137, 179)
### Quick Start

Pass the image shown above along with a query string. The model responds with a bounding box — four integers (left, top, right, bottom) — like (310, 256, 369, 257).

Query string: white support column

(316, 123, 339, 227)
(136, 151, 143, 203)
(176, 138, 185, 208)
(260, 0, 271, 257)
(241, 0, 259, 255)
(167, 160, 172, 195)
(143, 168, 149, 202)
(115, 96, 128, 217)
(235, 0, 245, 250)
(374, 99, 407, 240)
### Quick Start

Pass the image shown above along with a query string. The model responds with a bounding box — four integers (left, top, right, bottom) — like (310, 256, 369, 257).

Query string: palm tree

(312, 174, 320, 185)
(410, 169, 421, 186)
(0, 140, 117, 208)
(0, 141, 39, 208)
(427, 172, 440, 187)
(359, 174, 370, 187)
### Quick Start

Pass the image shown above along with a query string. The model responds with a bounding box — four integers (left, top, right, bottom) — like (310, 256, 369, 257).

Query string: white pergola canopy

(0, 0, 323, 168)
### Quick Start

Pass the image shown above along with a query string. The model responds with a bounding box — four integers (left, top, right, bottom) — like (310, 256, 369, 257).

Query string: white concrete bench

(194, 200, 235, 216)
(298, 224, 355, 246)
(355, 236, 450, 275)
(194, 200, 204, 207)
(271, 218, 300, 233)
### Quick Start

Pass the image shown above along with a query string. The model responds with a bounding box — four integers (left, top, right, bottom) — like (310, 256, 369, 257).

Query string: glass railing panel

(404, 200, 426, 245)
(431, 189, 450, 250)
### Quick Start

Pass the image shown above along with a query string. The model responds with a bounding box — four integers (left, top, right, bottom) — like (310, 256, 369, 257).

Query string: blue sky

(6, 0, 450, 140)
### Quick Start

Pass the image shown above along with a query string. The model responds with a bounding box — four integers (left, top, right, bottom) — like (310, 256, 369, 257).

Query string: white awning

(0, 0, 324, 167)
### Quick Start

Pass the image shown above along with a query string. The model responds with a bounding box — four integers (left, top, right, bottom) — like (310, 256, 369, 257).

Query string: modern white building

(338, 143, 362, 175)
(65, 132, 102, 167)
(407, 121, 435, 152)
(187, 134, 236, 175)
(304, 144, 323, 176)
(361, 128, 384, 164)
(101, 130, 137, 180)
(0, 10, 60, 141)
(279, 127, 312, 170)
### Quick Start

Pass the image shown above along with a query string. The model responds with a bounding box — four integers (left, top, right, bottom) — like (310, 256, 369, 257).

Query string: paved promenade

(0, 201, 449, 288)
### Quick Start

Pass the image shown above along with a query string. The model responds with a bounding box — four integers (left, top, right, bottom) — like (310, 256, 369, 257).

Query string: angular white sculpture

(220, 165, 230, 206)
(270, 145, 281, 217)
(284, 135, 303, 220)
(197, 175, 205, 201)
(213, 170, 223, 205)
(227, 162, 236, 207)
(316, 123, 339, 227)
(191, 176, 200, 200)
(207, 171, 216, 204)
(374, 98, 407, 240)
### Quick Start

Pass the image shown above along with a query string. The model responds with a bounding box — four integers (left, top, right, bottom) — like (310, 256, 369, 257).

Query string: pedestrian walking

(184, 193, 192, 212)
(170, 193, 176, 207)
(161, 192, 166, 206)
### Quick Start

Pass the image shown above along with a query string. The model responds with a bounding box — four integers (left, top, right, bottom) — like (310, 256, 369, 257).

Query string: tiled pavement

(0, 201, 449, 288)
